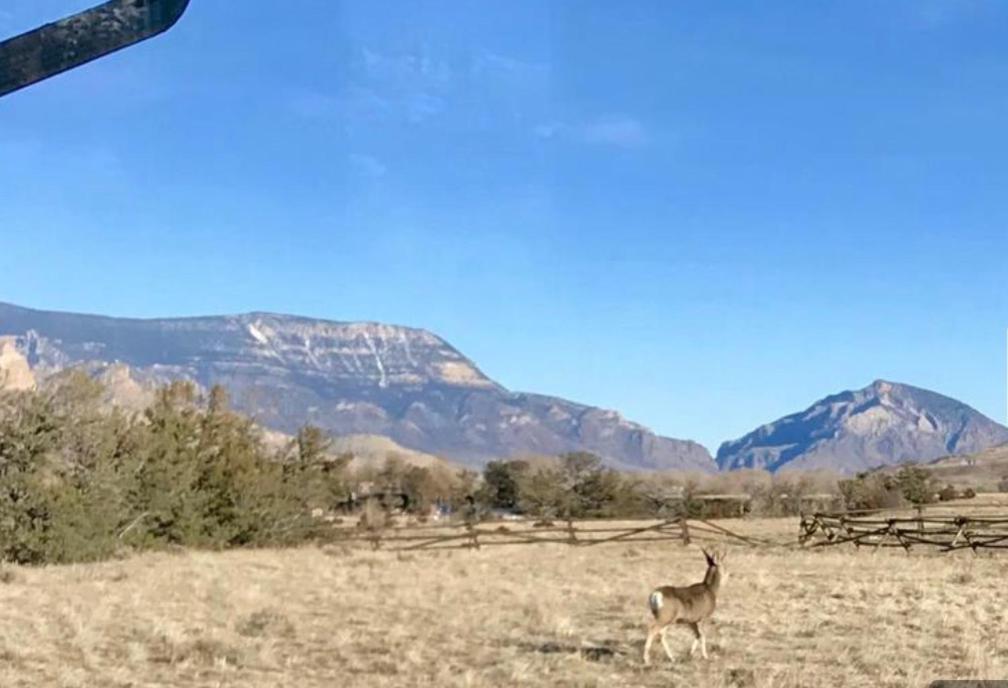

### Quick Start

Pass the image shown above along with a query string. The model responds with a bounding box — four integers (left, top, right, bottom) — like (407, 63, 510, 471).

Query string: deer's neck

(703, 565, 721, 594)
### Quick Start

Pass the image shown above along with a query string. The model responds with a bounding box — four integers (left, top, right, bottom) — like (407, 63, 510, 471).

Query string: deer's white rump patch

(648, 591, 663, 614)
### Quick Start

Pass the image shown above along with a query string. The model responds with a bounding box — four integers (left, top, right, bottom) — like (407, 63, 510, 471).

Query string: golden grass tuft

(0, 516, 1004, 686)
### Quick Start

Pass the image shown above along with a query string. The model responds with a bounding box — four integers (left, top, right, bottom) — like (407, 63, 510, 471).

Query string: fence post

(838, 515, 859, 549)
(798, 512, 814, 544)
(466, 522, 481, 550)
(679, 518, 691, 546)
(567, 519, 578, 546)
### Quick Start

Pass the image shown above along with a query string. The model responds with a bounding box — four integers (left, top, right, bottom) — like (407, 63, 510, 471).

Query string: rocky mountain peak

(717, 380, 1008, 474)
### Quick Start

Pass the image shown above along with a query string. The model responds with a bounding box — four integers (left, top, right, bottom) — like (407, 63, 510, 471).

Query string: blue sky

(1, 1, 1007, 453)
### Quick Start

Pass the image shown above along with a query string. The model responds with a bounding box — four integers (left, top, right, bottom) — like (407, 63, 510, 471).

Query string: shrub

(479, 460, 528, 511)
(895, 466, 937, 505)
(839, 473, 903, 511)
(938, 484, 958, 502)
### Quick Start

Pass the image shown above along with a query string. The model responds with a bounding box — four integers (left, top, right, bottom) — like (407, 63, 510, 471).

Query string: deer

(643, 547, 727, 666)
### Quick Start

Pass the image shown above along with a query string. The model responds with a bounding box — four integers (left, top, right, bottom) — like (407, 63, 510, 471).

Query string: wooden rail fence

(799, 511, 1008, 552)
(314, 517, 771, 552)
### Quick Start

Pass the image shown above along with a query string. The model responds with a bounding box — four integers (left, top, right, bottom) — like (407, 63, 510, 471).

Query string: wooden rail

(303, 517, 767, 552)
(798, 511, 1008, 553)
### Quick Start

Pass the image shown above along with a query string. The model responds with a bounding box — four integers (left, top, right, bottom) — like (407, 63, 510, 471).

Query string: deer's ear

(701, 548, 715, 566)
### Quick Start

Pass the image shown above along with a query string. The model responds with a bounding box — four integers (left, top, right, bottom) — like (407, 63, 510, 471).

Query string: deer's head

(701, 547, 728, 583)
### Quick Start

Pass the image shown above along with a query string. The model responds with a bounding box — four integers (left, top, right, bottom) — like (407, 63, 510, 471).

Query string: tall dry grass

(0, 517, 1004, 687)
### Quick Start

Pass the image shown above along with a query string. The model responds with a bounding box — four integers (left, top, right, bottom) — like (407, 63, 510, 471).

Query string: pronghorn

(643, 547, 726, 665)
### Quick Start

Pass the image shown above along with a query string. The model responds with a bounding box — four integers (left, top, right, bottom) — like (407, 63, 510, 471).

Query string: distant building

(692, 494, 752, 519)
(337, 484, 411, 514)
(791, 493, 844, 515)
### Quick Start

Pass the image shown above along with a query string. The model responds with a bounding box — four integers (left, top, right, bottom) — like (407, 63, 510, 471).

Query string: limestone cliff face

(0, 302, 715, 471)
(717, 380, 1008, 474)
(0, 337, 35, 391)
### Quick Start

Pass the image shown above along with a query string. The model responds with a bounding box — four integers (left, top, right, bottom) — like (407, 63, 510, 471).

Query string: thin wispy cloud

(471, 51, 549, 85)
(287, 86, 397, 125)
(289, 46, 549, 129)
(356, 46, 452, 124)
(580, 117, 649, 147)
(288, 48, 449, 126)
(535, 115, 650, 149)
(402, 92, 445, 123)
(348, 153, 387, 179)
(361, 47, 453, 89)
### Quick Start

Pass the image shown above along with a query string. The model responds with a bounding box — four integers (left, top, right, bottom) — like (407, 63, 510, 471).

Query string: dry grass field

(1, 514, 1006, 688)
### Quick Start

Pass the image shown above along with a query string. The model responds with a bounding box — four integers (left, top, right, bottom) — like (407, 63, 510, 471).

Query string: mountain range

(0, 301, 713, 472)
(2, 301, 1006, 474)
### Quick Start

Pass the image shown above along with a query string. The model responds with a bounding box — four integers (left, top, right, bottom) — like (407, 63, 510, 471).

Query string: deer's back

(651, 583, 716, 624)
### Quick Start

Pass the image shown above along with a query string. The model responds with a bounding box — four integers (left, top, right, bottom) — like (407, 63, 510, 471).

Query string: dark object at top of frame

(0, 0, 191, 98)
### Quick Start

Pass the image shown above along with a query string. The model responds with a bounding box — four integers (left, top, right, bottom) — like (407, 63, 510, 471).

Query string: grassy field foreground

(0, 519, 1006, 687)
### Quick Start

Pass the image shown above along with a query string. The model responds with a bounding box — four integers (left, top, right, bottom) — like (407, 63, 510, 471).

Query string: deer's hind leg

(643, 624, 659, 666)
(688, 622, 701, 658)
(659, 625, 676, 662)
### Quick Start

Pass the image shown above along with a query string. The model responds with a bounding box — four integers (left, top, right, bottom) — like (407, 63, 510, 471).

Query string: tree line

(475, 455, 842, 520)
(5, 373, 983, 565)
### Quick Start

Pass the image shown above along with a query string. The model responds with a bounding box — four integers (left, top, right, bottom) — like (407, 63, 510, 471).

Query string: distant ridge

(0, 301, 715, 472)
